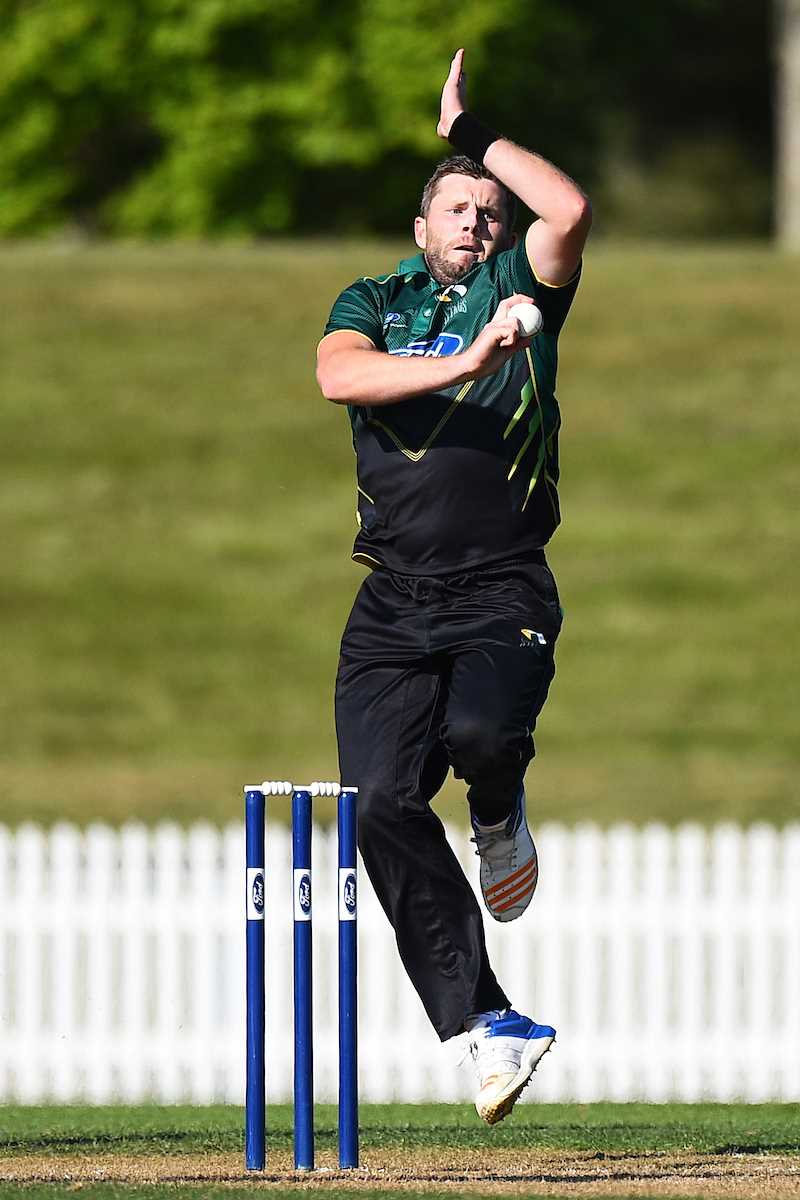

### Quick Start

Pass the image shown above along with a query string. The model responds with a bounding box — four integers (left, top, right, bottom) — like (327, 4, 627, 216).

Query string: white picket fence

(1, 822, 799, 1104)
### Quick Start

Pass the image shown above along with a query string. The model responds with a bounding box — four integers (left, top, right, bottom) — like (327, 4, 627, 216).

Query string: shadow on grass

(711, 1142, 800, 1155)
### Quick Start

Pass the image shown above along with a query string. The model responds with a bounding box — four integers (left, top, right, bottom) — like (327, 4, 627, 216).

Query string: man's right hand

(462, 293, 536, 380)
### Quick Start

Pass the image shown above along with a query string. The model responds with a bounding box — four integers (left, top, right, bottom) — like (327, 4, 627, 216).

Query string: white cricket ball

(509, 302, 543, 337)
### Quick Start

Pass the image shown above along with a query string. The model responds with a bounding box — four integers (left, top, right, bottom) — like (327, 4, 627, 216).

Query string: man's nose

(460, 207, 479, 231)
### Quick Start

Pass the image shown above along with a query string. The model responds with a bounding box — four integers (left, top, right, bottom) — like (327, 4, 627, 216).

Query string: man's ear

(414, 216, 427, 250)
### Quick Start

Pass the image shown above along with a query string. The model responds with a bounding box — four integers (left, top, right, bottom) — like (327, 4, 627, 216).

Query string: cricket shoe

(468, 1010, 555, 1125)
(470, 788, 537, 922)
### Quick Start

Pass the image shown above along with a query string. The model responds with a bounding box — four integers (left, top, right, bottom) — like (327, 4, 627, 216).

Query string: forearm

(317, 346, 472, 407)
(484, 138, 590, 231)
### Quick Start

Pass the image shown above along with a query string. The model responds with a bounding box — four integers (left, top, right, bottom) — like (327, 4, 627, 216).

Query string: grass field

(1, 241, 798, 827)
(1, 1102, 799, 1197)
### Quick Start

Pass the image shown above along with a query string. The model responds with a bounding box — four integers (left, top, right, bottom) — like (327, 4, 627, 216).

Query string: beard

(424, 242, 482, 286)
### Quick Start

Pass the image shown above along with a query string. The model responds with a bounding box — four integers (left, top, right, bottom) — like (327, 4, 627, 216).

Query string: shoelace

(467, 1034, 520, 1082)
(470, 793, 524, 865)
(470, 821, 520, 870)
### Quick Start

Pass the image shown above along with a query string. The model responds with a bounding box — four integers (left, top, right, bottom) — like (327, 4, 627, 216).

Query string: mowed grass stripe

(1, 1103, 798, 1154)
(0, 242, 798, 826)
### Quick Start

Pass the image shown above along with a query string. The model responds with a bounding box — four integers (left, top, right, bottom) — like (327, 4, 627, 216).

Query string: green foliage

(0, 242, 798, 827)
(0, 0, 772, 236)
(0, 0, 157, 233)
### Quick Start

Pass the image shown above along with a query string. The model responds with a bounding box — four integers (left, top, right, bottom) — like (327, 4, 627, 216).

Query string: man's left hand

(437, 48, 466, 139)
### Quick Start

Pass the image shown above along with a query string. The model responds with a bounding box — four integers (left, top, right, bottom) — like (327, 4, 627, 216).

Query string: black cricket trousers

(335, 556, 563, 1041)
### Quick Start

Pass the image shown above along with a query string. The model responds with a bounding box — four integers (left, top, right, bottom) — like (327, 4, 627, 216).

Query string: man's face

(414, 174, 512, 286)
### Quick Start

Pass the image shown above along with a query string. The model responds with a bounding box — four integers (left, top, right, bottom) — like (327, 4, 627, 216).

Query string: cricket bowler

(317, 49, 591, 1123)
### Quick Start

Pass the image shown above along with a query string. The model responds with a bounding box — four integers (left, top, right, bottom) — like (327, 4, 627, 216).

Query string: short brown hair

(419, 155, 517, 229)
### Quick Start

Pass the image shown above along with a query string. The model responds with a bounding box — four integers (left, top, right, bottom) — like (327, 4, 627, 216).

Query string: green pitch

(0, 1103, 798, 1199)
(2, 1101, 799, 1154)
(1, 242, 798, 827)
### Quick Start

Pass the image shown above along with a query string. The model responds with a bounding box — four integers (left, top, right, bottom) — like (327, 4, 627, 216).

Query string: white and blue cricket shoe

(470, 788, 538, 922)
(468, 1009, 555, 1125)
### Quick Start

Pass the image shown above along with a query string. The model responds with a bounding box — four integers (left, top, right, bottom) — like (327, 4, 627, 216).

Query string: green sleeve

(498, 237, 581, 335)
(322, 279, 384, 347)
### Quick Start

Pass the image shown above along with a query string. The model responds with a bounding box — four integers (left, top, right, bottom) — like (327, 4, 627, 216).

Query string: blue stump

(292, 788, 314, 1171)
(244, 787, 266, 1171)
(338, 788, 359, 1168)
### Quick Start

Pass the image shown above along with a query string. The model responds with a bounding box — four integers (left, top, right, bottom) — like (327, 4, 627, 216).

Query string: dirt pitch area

(2, 1148, 800, 1197)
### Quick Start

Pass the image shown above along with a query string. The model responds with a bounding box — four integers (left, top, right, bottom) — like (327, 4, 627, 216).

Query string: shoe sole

(476, 1035, 555, 1125)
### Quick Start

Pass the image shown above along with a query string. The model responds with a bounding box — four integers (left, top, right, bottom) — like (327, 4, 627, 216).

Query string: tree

(776, 0, 800, 248)
(0, 0, 774, 238)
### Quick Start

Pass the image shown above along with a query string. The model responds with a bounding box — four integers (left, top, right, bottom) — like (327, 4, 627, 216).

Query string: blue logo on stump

(343, 872, 356, 915)
(251, 872, 264, 914)
(298, 872, 311, 915)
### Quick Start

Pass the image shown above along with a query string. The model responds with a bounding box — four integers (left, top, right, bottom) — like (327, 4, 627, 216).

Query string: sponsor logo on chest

(388, 333, 464, 358)
(382, 311, 406, 331)
(441, 297, 469, 325)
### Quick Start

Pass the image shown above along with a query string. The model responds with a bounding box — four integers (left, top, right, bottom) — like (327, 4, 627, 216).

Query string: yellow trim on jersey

(352, 551, 383, 569)
(505, 349, 542, 461)
(361, 270, 406, 285)
(518, 348, 546, 513)
(316, 328, 376, 355)
(503, 378, 534, 441)
(527, 257, 581, 289)
(524, 229, 582, 288)
(523, 445, 547, 509)
(543, 470, 560, 522)
(367, 380, 475, 463)
(525, 347, 541, 396)
(507, 411, 543, 480)
(357, 484, 375, 504)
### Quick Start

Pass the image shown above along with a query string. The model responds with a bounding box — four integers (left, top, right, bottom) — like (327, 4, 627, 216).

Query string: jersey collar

(397, 253, 430, 279)
(396, 251, 484, 287)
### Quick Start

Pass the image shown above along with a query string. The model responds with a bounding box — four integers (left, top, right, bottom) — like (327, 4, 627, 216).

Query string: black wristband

(447, 112, 500, 164)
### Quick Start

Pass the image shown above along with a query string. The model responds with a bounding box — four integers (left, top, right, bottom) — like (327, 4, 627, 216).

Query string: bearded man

(317, 49, 591, 1123)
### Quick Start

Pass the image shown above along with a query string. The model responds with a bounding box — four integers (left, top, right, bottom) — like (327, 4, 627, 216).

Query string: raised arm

(438, 49, 592, 285)
(317, 295, 535, 406)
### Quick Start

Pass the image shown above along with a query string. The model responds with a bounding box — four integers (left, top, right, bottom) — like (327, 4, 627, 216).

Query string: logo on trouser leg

(520, 628, 547, 647)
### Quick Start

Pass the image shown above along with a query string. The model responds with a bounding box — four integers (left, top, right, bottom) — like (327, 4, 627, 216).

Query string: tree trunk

(776, 0, 800, 248)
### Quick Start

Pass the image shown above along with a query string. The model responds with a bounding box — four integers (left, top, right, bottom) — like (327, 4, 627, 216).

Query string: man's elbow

(316, 361, 349, 405)
(567, 193, 592, 234)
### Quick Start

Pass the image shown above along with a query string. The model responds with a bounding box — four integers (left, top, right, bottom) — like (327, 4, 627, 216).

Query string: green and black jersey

(321, 238, 580, 576)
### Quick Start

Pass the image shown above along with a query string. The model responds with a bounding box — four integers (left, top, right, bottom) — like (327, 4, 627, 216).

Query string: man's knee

(443, 713, 520, 778)
(354, 773, 446, 860)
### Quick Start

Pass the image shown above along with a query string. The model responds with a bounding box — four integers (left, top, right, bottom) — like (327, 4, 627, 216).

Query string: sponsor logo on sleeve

(520, 628, 547, 647)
